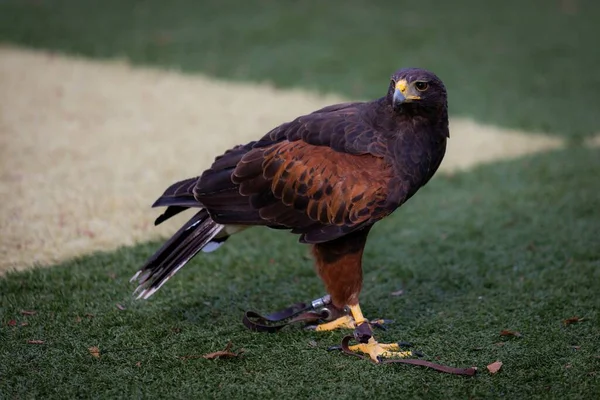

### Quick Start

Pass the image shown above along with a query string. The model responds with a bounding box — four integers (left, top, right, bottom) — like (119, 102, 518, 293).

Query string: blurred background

(1, 0, 599, 136)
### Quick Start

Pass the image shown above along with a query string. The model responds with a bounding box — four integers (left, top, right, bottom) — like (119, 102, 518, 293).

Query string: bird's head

(387, 68, 447, 113)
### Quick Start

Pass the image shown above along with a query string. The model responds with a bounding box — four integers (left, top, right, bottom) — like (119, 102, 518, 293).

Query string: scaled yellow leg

(348, 304, 368, 325)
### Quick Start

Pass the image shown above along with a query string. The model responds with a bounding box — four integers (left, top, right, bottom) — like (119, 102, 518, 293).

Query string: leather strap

(242, 301, 477, 376)
(242, 301, 346, 333)
(339, 336, 477, 376)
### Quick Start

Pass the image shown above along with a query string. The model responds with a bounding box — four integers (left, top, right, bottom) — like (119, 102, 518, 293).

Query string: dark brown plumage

(130, 68, 448, 359)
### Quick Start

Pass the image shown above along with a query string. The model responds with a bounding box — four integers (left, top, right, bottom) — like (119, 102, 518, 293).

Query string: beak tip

(392, 89, 406, 108)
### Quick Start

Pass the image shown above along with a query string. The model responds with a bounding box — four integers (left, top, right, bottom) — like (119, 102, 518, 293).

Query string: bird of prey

(130, 68, 449, 362)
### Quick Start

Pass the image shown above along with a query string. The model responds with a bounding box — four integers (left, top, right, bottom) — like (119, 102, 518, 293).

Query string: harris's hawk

(130, 68, 449, 362)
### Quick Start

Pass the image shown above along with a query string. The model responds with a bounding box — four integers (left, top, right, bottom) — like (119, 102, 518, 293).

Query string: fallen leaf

(7, 320, 17, 326)
(85, 313, 95, 319)
(171, 327, 182, 334)
(390, 290, 404, 296)
(88, 346, 101, 358)
(495, 342, 505, 347)
(75, 316, 82, 323)
(563, 316, 584, 326)
(487, 361, 503, 374)
(27, 340, 44, 344)
(308, 340, 318, 348)
(500, 329, 523, 337)
(116, 304, 126, 311)
(21, 310, 36, 316)
(202, 342, 244, 360)
(20, 322, 29, 327)
(107, 272, 116, 280)
(565, 363, 572, 369)
(571, 345, 581, 350)
(136, 361, 141, 367)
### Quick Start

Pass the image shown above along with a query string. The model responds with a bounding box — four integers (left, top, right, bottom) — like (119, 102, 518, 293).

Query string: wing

(192, 99, 412, 243)
(252, 100, 390, 157)
(231, 140, 398, 243)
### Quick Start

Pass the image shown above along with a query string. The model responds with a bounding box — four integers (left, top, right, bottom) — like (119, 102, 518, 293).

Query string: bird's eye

(415, 81, 429, 91)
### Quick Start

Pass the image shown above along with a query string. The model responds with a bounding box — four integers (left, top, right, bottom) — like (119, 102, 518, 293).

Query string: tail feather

(151, 176, 200, 225)
(131, 209, 224, 299)
(154, 205, 188, 226)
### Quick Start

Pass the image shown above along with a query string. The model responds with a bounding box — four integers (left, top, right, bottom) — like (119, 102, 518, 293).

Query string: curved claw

(370, 319, 394, 331)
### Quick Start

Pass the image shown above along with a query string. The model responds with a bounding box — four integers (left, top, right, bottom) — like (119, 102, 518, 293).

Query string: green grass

(1, 0, 599, 139)
(2, 147, 600, 399)
(1, 1, 600, 398)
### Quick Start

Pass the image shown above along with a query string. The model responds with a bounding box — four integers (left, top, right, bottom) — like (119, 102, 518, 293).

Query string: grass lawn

(1, 147, 599, 399)
(1, 1, 599, 399)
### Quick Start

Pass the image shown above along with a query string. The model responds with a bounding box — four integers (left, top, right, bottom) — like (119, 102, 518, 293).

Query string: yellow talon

(348, 304, 368, 325)
(315, 315, 356, 331)
(345, 303, 411, 362)
(348, 338, 413, 362)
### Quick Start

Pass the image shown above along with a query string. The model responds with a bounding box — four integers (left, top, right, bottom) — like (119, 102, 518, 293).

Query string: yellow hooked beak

(393, 79, 420, 108)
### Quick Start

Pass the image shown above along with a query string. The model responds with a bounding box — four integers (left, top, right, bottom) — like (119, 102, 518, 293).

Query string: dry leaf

(85, 313, 95, 318)
(75, 316, 82, 323)
(27, 340, 44, 344)
(135, 361, 141, 367)
(202, 342, 244, 360)
(88, 346, 101, 358)
(495, 342, 505, 347)
(487, 361, 503, 374)
(7, 320, 17, 326)
(565, 363, 572, 369)
(563, 316, 584, 326)
(571, 346, 581, 350)
(20, 322, 29, 327)
(21, 310, 36, 316)
(500, 329, 523, 337)
(308, 340, 318, 348)
(116, 304, 126, 311)
(391, 290, 404, 296)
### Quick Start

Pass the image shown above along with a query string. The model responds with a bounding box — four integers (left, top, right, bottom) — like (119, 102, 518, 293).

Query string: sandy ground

(0, 46, 566, 274)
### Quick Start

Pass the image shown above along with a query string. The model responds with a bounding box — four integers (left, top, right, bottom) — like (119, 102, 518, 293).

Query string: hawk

(130, 68, 449, 362)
